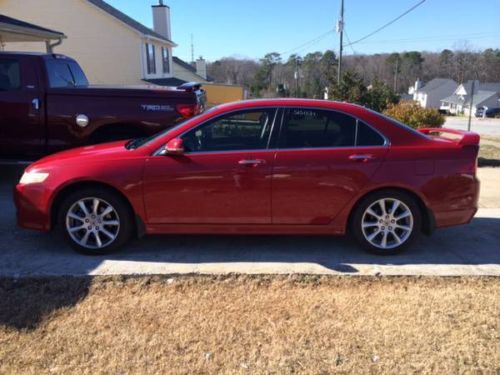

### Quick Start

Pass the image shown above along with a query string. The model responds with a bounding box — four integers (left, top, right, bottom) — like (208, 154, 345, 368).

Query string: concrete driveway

(1, 166, 499, 277)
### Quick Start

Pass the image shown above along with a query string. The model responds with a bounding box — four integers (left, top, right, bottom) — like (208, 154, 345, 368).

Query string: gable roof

(0, 14, 65, 41)
(441, 91, 498, 106)
(87, 0, 175, 45)
(418, 78, 457, 94)
(173, 56, 213, 82)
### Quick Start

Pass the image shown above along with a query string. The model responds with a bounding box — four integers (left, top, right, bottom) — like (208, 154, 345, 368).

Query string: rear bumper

(14, 184, 51, 231)
(433, 176, 480, 229)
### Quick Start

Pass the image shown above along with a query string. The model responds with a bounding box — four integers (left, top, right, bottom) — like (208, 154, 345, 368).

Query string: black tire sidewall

(57, 188, 133, 255)
(351, 190, 422, 255)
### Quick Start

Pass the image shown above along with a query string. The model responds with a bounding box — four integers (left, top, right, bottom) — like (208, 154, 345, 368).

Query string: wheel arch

(50, 180, 145, 237)
(346, 186, 435, 235)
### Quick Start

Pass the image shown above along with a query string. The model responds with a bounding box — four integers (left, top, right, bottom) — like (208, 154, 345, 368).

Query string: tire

(57, 187, 134, 255)
(350, 190, 422, 255)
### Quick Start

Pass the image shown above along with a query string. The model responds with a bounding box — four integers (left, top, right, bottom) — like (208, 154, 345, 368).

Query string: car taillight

(176, 103, 199, 118)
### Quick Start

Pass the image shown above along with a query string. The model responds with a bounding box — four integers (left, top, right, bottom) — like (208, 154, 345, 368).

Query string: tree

(385, 53, 401, 92)
(383, 101, 445, 129)
(365, 80, 399, 112)
(329, 71, 367, 103)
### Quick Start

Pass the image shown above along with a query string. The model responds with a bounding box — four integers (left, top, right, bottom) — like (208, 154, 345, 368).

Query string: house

(440, 80, 500, 115)
(0, 0, 210, 86)
(145, 56, 211, 86)
(409, 78, 458, 109)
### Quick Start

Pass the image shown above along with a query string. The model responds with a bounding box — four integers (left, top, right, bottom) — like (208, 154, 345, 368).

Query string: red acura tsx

(15, 99, 480, 255)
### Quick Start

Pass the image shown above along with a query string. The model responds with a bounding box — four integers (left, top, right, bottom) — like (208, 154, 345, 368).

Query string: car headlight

(19, 171, 49, 185)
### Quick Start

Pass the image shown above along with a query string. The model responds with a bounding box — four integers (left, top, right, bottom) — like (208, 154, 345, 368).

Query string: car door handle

(238, 159, 266, 167)
(349, 154, 376, 162)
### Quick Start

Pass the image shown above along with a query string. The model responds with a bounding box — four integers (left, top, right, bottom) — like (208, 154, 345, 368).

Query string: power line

(280, 28, 335, 55)
(344, 30, 357, 55)
(345, 0, 426, 47)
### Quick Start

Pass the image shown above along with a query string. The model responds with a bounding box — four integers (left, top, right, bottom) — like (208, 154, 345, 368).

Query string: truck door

(0, 56, 44, 159)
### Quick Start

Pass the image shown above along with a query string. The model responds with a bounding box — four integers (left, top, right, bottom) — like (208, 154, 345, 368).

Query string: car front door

(0, 57, 43, 159)
(271, 108, 389, 225)
(143, 108, 278, 224)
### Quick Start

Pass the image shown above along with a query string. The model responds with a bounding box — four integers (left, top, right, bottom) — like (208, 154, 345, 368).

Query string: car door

(271, 107, 389, 225)
(142, 108, 278, 224)
(0, 56, 43, 159)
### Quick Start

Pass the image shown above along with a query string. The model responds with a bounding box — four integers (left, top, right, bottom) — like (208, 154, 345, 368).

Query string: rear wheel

(57, 188, 134, 255)
(351, 190, 422, 255)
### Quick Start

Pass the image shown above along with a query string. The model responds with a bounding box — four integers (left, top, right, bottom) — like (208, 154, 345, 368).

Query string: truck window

(45, 59, 89, 88)
(0, 59, 21, 91)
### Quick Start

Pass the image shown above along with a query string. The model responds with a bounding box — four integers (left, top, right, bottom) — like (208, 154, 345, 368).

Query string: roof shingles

(87, 0, 175, 44)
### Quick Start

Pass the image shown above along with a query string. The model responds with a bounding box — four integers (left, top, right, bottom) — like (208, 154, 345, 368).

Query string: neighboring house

(0, 0, 192, 85)
(409, 78, 458, 109)
(440, 80, 500, 115)
(145, 56, 212, 86)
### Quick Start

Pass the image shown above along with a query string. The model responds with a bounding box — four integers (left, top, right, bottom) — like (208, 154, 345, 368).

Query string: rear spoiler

(418, 128, 480, 146)
(177, 82, 203, 92)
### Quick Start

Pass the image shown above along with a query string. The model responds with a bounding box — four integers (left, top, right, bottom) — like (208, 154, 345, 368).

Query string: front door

(143, 108, 278, 224)
(272, 108, 388, 224)
(0, 57, 43, 159)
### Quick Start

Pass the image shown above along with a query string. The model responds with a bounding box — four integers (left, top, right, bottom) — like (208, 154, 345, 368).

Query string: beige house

(0, 0, 209, 86)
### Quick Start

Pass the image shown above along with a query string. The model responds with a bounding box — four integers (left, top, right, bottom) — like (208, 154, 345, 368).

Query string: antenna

(190, 34, 194, 63)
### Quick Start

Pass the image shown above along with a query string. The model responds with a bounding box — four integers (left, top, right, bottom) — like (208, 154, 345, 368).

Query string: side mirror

(162, 138, 184, 156)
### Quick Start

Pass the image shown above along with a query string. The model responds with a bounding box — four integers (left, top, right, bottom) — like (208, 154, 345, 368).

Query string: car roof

(212, 98, 367, 113)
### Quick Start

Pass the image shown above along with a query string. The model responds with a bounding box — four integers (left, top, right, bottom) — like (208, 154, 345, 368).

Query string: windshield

(126, 105, 220, 150)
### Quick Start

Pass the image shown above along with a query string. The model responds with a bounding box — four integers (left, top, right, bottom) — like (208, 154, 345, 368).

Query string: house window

(161, 47, 170, 74)
(145, 43, 156, 75)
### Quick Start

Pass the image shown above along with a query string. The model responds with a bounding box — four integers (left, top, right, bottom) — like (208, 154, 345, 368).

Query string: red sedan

(15, 99, 480, 255)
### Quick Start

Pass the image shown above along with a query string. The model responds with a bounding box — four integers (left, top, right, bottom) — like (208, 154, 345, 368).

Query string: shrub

(383, 101, 445, 129)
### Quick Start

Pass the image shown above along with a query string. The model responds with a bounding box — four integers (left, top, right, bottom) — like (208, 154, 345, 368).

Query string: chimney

(414, 79, 422, 91)
(152, 0, 171, 40)
(196, 57, 207, 80)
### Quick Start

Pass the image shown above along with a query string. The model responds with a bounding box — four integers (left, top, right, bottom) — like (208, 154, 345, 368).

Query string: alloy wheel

(361, 198, 414, 250)
(65, 197, 120, 250)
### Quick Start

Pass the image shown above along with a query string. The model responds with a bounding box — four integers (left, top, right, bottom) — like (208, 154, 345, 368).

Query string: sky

(106, 0, 500, 62)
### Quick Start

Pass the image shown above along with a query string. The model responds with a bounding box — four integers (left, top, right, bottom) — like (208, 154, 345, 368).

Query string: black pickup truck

(0, 52, 205, 160)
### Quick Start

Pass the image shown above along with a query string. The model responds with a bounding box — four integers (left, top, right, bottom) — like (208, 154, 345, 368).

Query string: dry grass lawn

(0, 276, 499, 374)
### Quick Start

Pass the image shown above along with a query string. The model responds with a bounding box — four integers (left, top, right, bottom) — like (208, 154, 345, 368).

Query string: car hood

(27, 141, 131, 171)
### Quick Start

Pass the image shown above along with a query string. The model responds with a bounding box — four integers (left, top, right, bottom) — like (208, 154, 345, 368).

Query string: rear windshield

(368, 109, 429, 139)
(45, 59, 89, 88)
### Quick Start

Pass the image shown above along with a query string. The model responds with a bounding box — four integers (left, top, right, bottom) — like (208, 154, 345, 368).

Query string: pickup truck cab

(0, 52, 205, 160)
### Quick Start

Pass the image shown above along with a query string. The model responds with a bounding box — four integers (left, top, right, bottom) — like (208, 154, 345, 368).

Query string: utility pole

(467, 79, 476, 132)
(337, 0, 344, 84)
(393, 58, 399, 92)
(190, 34, 194, 63)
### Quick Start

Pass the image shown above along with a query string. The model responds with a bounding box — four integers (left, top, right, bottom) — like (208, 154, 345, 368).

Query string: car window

(356, 120, 385, 146)
(280, 109, 356, 148)
(181, 109, 276, 152)
(0, 59, 21, 91)
(46, 59, 88, 88)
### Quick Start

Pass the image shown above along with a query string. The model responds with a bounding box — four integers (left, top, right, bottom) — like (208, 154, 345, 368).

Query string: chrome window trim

(153, 105, 390, 156)
(277, 106, 390, 149)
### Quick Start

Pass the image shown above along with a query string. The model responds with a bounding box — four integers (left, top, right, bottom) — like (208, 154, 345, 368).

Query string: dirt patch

(0, 276, 498, 374)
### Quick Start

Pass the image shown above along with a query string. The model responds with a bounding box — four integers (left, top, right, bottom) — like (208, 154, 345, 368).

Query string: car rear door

(142, 108, 278, 224)
(0, 56, 44, 159)
(271, 107, 389, 225)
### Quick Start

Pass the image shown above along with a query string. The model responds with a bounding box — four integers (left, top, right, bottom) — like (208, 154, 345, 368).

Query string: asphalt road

(1, 165, 499, 277)
(445, 116, 500, 136)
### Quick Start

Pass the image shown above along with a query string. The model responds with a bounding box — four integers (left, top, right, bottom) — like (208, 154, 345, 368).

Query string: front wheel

(57, 188, 134, 255)
(351, 190, 422, 255)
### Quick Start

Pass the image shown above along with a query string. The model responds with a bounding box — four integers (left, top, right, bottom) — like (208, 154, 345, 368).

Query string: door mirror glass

(163, 138, 184, 155)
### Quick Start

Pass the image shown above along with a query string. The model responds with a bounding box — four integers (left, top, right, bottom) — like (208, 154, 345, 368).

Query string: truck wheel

(57, 188, 134, 255)
(350, 190, 422, 255)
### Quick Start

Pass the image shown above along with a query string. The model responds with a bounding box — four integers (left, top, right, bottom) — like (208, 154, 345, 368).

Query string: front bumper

(14, 183, 52, 231)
